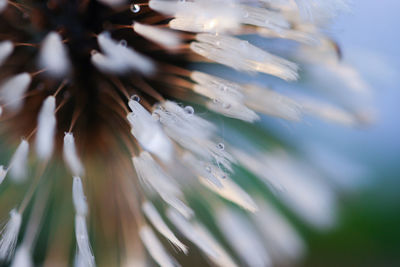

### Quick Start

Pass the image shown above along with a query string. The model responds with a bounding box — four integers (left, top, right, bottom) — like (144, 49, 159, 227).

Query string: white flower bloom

(0, 0, 371, 266)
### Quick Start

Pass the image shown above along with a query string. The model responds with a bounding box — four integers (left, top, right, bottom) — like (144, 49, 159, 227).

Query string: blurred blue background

(291, 1, 400, 266)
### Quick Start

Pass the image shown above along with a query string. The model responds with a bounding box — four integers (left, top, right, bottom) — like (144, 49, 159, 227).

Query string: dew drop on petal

(130, 3, 140, 13)
(119, 39, 127, 47)
(131, 94, 141, 102)
(217, 143, 225, 150)
(184, 106, 194, 115)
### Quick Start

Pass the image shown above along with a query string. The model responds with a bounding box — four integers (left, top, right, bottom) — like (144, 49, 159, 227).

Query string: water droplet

(131, 94, 141, 102)
(217, 143, 225, 150)
(205, 166, 212, 173)
(130, 3, 140, 13)
(119, 39, 127, 47)
(184, 106, 194, 115)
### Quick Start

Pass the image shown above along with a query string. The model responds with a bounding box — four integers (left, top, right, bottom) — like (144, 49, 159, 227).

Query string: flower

(0, 0, 370, 266)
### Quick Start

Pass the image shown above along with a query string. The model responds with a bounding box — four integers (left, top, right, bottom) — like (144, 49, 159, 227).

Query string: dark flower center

(0, 0, 179, 154)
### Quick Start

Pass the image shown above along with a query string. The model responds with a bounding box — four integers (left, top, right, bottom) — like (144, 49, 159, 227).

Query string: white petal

(72, 176, 88, 216)
(73, 177, 94, 266)
(151, 0, 241, 33)
(190, 71, 259, 122)
(257, 25, 320, 45)
(0, 165, 7, 184)
(237, 4, 290, 30)
(154, 101, 235, 170)
(142, 202, 188, 254)
(75, 215, 95, 267)
(167, 209, 238, 267)
(199, 175, 258, 212)
(133, 22, 181, 48)
(295, 0, 350, 22)
(252, 199, 305, 262)
(11, 245, 32, 267)
(300, 98, 362, 126)
(0, 73, 31, 111)
(154, 100, 216, 142)
(166, 209, 217, 259)
(139, 225, 178, 267)
(97, 0, 126, 7)
(239, 150, 337, 229)
(0, 41, 13, 66)
(39, 32, 71, 77)
(206, 99, 259, 122)
(9, 140, 29, 182)
(35, 96, 56, 160)
(94, 32, 154, 75)
(232, 148, 285, 192)
(181, 152, 223, 188)
(127, 100, 173, 162)
(63, 133, 85, 176)
(191, 34, 298, 80)
(0, 209, 22, 261)
(191, 223, 238, 267)
(0, 0, 7, 13)
(244, 85, 303, 121)
(216, 207, 271, 267)
(133, 152, 193, 218)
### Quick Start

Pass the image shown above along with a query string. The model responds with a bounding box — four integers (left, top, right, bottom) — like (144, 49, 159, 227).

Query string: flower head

(0, 0, 370, 266)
